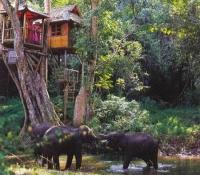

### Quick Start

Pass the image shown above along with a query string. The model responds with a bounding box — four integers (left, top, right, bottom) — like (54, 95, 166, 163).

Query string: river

(10, 155, 200, 175)
(71, 155, 200, 175)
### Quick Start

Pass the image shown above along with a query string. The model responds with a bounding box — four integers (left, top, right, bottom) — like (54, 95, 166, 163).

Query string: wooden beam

(25, 52, 37, 68)
(25, 49, 47, 56)
(27, 53, 39, 63)
(63, 83, 69, 122)
(35, 57, 43, 73)
(25, 53, 35, 72)
(23, 12, 26, 43)
(2, 15, 5, 44)
(42, 18, 44, 47)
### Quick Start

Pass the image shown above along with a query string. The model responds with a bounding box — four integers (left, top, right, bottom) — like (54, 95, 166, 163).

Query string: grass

(8, 155, 110, 175)
(146, 105, 200, 136)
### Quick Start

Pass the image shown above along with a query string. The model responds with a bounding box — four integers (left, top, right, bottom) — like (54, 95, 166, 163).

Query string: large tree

(0, 0, 61, 134)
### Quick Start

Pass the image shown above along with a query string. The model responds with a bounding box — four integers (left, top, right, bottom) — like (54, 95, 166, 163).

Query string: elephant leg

(152, 155, 158, 170)
(152, 149, 158, 170)
(123, 155, 131, 169)
(47, 155, 53, 169)
(53, 155, 60, 170)
(41, 154, 47, 167)
(75, 152, 82, 170)
(65, 153, 73, 170)
(143, 158, 152, 168)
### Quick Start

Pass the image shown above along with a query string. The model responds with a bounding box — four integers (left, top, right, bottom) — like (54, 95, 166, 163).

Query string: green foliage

(73, 0, 146, 97)
(89, 95, 200, 136)
(52, 0, 76, 7)
(0, 99, 24, 175)
(51, 96, 64, 118)
(89, 95, 152, 133)
(0, 99, 23, 152)
(0, 153, 11, 175)
(52, 96, 75, 120)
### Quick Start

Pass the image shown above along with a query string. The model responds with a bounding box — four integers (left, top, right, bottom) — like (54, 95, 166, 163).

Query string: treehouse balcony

(0, 5, 49, 50)
(3, 26, 43, 48)
(48, 34, 69, 49)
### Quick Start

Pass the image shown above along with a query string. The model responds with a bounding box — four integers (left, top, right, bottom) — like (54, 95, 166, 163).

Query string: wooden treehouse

(0, 2, 82, 120)
(47, 5, 82, 120)
(48, 5, 81, 52)
(0, 5, 48, 49)
(0, 3, 49, 97)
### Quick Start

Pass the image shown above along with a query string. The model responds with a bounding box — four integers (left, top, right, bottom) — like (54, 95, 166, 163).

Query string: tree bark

(73, 0, 99, 126)
(0, 0, 61, 130)
(88, 0, 99, 92)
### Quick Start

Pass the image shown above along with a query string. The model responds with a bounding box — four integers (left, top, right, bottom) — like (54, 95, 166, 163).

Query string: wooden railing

(25, 28, 43, 45)
(3, 27, 43, 46)
(48, 35, 69, 49)
(4, 28, 14, 40)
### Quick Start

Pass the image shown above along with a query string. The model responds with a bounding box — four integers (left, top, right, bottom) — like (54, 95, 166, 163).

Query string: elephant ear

(79, 125, 90, 136)
(79, 125, 97, 139)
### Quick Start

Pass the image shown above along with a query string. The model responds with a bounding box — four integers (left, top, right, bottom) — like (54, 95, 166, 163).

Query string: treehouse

(0, 3, 82, 109)
(0, 4, 49, 49)
(48, 5, 81, 52)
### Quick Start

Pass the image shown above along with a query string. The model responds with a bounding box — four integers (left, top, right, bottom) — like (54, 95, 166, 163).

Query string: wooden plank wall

(0, 60, 18, 97)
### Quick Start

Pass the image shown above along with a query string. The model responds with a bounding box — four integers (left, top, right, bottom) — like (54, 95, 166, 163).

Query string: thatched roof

(50, 5, 81, 24)
(0, 4, 49, 19)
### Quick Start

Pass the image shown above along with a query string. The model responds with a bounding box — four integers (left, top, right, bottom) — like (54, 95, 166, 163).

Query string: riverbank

(156, 132, 200, 156)
(6, 154, 200, 175)
(0, 97, 200, 172)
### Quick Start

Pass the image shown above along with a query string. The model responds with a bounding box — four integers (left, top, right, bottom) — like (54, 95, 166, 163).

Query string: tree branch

(14, 0, 19, 14)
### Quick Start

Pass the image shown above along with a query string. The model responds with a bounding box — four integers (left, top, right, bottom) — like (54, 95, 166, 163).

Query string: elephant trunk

(97, 134, 109, 140)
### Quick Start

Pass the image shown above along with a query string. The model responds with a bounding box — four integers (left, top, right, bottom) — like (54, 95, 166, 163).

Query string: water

(10, 155, 200, 175)
(78, 155, 200, 175)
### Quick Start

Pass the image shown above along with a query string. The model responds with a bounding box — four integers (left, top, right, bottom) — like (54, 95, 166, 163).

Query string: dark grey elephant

(30, 122, 52, 140)
(29, 122, 52, 166)
(100, 132, 159, 170)
(41, 125, 97, 170)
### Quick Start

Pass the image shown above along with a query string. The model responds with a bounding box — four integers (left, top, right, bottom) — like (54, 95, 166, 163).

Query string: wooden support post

(2, 15, 5, 43)
(23, 13, 26, 43)
(81, 60, 85, 87)
(63, 82, 68, 122)
(42, 18, 45, 47)
(64, 50, 67, 67)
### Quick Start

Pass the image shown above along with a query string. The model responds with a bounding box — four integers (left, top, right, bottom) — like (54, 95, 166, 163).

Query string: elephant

(100, 132, 159, 170)
(29, 122, 52, 166)
(41, 125, 97, 170)
(30, 122, 52, 140)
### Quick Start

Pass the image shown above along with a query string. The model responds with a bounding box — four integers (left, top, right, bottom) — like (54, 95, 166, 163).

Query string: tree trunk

(0, 0, 61, 131)
(73, 0, 99, 126)
(88, 0, 99, 92)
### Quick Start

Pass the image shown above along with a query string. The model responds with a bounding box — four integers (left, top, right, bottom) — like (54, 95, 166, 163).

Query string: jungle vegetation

(0, 0, 200, 174)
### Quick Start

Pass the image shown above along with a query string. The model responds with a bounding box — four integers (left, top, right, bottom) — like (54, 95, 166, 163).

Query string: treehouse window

(51, 23, 61, 36)
(26, 20, 42, 45)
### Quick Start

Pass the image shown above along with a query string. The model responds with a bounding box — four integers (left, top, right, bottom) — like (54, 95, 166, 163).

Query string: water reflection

(106, 157, 200, 175)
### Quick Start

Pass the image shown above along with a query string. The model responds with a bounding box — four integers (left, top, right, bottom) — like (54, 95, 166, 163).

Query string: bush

(89, 95, 152, 133)
(0, 98, 24, 153)
(0, 153, 12, 175)
(89, 95, 200, 137)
